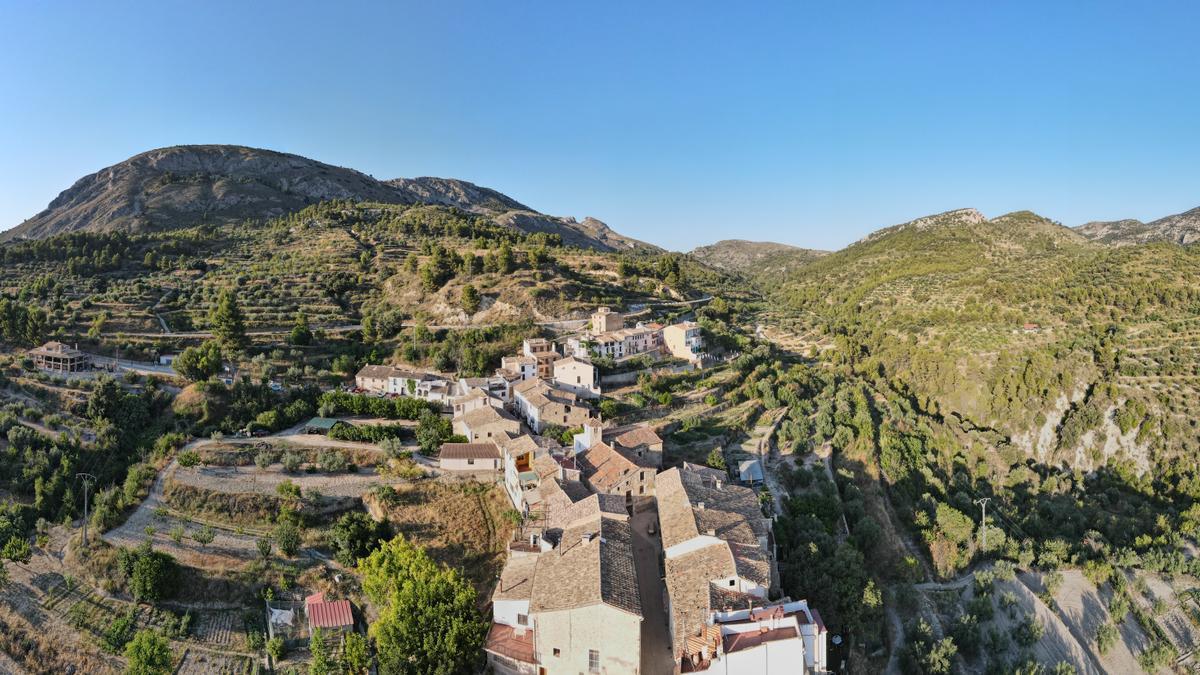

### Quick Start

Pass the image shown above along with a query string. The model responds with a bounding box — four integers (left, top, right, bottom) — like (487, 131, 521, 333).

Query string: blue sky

(1, 1, 1198, 251)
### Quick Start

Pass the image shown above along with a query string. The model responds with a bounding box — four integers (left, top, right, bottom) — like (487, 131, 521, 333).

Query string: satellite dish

(831, 634, 843, 646)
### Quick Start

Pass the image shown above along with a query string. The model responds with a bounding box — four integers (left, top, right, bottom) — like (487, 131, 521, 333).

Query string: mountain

(765, 207, 1200, 468)
(384, 176, 531, 213)
(1075, 206, 1200, 246)
(688, 239, 827, 274)
(1, 145, 654, 252)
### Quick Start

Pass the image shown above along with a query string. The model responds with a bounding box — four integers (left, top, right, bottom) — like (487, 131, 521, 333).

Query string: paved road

(631, 503, 675, 675)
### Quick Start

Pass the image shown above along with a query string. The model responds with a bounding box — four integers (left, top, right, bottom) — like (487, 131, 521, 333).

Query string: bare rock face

(1076, 207, 1200, 246)
(1, 145, 656, 252)
(384, 176, 530, 213)
(3, 145, 409, 241)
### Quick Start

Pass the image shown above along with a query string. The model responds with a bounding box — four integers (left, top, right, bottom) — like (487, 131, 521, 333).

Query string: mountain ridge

(1075, 206, 1200, 246)
(1, 145, 655, 252)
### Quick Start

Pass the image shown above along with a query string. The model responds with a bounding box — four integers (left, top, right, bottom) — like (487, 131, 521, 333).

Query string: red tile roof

(307, 599, 354, 629)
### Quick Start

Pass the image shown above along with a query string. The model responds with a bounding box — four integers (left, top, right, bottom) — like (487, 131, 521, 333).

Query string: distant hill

(765, 207, 1200, 468)
(1, 145, 655, 252)
(1075, 206, 1200, 246)
(688, 239, 827, 274)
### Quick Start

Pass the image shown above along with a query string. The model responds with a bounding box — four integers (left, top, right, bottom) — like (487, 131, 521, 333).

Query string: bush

(124, 629, 173, 675)
(102, 607, 138, 653)
(328, 512, 391, 566)
(126, 542, 178, 602)
(317, 392, 436, 420)
(1095, 621, 1117, 655)
(266, 636, 285, 661)
(274, 521, 301, 558)
(281, 452, 302, 473)
(329, 422, 411, 443)
(317, 449, 350, 473)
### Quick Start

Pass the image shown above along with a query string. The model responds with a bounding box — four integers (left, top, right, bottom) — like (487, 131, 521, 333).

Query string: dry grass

(366, 481, 515, 594)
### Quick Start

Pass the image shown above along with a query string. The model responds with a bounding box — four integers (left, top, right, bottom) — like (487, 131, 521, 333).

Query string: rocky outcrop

(1075, 206, 1200, 246)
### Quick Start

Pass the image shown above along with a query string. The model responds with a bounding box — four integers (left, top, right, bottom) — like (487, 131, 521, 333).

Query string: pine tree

(209, 290, 247, 350)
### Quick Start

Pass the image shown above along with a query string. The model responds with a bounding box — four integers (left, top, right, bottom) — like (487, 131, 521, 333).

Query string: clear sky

(1, 1, 1198, 251)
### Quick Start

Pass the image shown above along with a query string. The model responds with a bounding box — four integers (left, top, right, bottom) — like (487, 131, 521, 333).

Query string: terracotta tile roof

(355, 364, 395, 379)
(306, 598, 354, 629)
(439, 442, 500, 460)
(485, 622, 536, 664)
(493, 554, 539, 602)
(666, 545, 737, 656)
(458, 405, 518, 428)
(529, 515, 641, 617)
(530, 453, 562, 480)
(577, 442, 653, 493)
(658, 465, 778, 656)
(655, 467, 768, 552)
(611, 425, 663, 449)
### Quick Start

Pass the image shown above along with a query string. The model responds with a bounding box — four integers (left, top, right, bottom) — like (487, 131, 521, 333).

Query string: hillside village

(344, 307, 824, 673)
(3, 145, 1200, 675)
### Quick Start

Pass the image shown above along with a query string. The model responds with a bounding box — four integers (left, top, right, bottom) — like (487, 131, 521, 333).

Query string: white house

(551, 355, 600, 399)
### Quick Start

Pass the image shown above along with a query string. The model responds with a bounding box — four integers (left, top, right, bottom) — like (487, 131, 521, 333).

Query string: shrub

(275, 521, 301, 558)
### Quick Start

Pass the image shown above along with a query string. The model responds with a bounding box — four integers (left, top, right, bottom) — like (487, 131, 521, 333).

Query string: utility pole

(974, 497, 991, 552)
(77, 473, 96, 547)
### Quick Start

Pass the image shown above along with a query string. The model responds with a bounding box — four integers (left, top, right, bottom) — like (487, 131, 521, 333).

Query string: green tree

(329, 512, 391, 566)
(173, 341, 223, 381)
(275, 521, 301, 558)
(209, 290, 248, 350)
(256, 537, 273, 562)
(289, 312, 313, 346)
(359, 535, 487, 675)
(309, 627, 333, 675)
(706, 447, 727, 471)
(460, 284, 481, 313)
(129, 543, 177, 602)
(341, 632, 371, 674)
(124, 629, 174, 675)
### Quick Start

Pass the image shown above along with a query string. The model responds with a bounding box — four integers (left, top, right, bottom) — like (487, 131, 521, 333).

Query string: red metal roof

(307, 599, 354, 629)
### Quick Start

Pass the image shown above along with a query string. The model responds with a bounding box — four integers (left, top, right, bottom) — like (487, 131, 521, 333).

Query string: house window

(467, 458, 475, 465)
(517, 613, 528, 626)
(589, 650, 600, 672)
(553, 648, 561, 657)
(729, 579, 736, 587)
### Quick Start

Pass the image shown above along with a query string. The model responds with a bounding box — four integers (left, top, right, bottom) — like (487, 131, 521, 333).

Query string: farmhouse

(439, 442, 502, 471)
(30, 341, 91, 373)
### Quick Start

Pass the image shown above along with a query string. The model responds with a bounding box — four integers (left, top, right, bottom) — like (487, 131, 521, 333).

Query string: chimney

(697, 501, 705, 511)
(582, 532, 597, 545)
